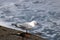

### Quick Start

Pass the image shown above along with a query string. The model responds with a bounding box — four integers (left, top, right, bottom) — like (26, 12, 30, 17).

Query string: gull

(12, 20, 39, 33)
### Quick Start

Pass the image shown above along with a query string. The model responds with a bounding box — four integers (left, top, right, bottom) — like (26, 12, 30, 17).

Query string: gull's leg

(26, 29, 28, 33)
(26, 29, 28, 40)
(30, 29, 33, 40)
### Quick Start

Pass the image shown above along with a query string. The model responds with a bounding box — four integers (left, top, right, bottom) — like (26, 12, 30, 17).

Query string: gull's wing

(14, 22, 32, 29)
(12, 22, 33, 30)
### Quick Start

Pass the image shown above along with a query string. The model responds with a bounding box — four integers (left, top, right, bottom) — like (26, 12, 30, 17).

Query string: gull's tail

(11, 23, 18, 27)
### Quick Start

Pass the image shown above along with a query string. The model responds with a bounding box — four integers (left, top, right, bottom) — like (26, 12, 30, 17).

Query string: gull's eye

(36, 23, 39, 25)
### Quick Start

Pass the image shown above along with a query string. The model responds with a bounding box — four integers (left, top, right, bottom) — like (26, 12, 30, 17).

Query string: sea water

(0, 0, 60, 40)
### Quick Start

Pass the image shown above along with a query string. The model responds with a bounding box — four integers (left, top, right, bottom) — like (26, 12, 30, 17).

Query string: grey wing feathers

(18, 25, 27, 30)
(18, 23, 32, 29)
(12, 22, 32, 30)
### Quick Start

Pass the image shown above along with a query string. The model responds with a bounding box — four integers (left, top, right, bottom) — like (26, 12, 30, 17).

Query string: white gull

(12, 20, 39, 32)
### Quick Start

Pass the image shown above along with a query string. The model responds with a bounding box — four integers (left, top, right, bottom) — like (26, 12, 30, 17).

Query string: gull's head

(31, 21, 37, 25)
(29, 21, 39, 27)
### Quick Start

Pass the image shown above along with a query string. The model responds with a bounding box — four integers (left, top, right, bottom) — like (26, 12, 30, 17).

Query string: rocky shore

(0, 25, 47, 40)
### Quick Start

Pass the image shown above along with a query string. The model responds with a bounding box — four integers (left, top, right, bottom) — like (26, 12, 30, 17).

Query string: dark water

(0, 0, 60, 40)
